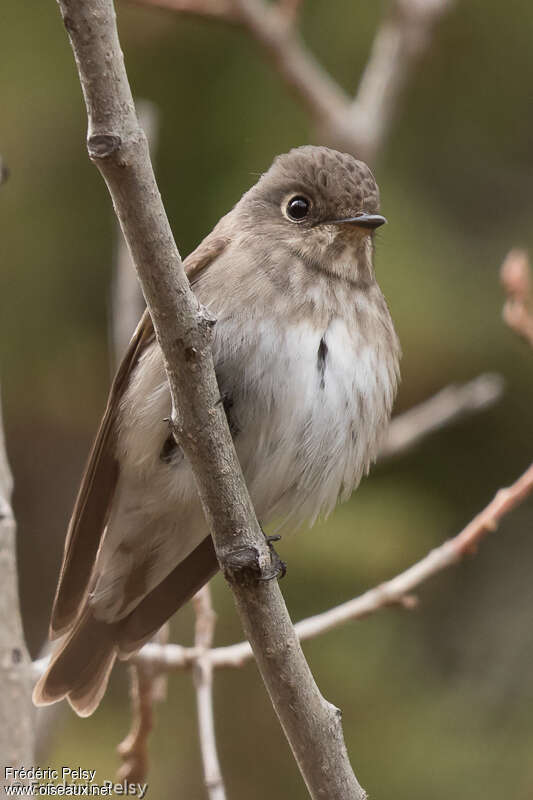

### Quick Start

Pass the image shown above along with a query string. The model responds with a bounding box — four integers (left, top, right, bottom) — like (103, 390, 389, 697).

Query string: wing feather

(50, 231, 230, 638)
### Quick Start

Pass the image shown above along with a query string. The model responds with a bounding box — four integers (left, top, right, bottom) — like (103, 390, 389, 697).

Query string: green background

(2, 0, 533, 797)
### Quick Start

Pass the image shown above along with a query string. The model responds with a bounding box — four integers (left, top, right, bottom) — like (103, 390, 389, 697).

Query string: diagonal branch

(56, 2, 366, 797)
(130, 0, 238, 21)
(129, 459, 533, 672)
(349, 0, 454, 162)
(380, 372, 504, 461)
(127, 0, 453, 162)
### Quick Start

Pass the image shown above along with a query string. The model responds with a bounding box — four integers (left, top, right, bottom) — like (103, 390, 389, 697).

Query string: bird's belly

(216, 316, 395, 528)
(118, 314, 397, 529)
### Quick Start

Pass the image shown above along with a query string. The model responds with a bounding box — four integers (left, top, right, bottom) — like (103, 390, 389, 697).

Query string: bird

(33, 145, 401, 716)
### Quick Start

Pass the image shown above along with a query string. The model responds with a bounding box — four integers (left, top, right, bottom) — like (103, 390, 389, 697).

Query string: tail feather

(33, 610, 117, 717)
(118, 535, 218, 656)
(34, 536, 219, 716)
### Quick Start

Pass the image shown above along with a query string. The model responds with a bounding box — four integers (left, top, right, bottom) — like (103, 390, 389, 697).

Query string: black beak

(331, 213, 387, 229)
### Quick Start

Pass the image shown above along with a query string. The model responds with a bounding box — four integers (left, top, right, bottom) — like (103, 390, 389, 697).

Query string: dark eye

(286, 195, 310, 221)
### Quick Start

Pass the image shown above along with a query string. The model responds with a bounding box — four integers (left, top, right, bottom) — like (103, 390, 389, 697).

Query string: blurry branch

(347, 0, 454, 161)
(111, 99, 155, 364)
(0, 384, 35, 786)
(192, 586, 226, 800)
(117, 625, 169, 784)
(130, 0, 238, 19)
(35, 101, 157, 766)
(501, 249, 533, 350)
(56, 1, 367, 798)
(128, 0, 453, 163)
(380, 372, 504, 460)
(127, 459, 533, 672)
(114, 97, 164, 785)
(0, 154, 9, 184)
(0, 160, 34, 789)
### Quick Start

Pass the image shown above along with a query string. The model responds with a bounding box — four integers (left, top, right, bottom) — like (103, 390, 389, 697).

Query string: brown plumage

(34, 146, 400, 715)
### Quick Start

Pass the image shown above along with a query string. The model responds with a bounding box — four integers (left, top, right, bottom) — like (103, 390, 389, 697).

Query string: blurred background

(2, 0, 533, 797)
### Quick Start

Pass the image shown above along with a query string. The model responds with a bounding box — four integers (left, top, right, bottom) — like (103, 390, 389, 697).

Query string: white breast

(213, 308, 398, 529)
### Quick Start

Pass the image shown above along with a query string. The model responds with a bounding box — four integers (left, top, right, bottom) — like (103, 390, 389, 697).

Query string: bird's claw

(259, 534, 287, 581)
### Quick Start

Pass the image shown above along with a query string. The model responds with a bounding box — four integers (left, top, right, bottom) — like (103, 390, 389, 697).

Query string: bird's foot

(259, 534, 287, 581)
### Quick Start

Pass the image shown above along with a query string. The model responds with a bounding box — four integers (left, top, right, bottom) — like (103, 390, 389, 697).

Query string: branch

(131, 459, 533, 672)
(0, 383, 35, 789)
(380, 372, 504, 460)
(349, 0, 454, 162)
(57, 2, 366, 797)
(127, 0, 453, 162)
(501, 249, 533, 349)
(111, 99, 155, 363)
(192, 586, 226, 800)
(130, 0, 238, 20)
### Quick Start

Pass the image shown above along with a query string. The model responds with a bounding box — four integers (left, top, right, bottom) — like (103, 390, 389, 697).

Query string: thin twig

(128, 460, 533, 672)
(192, 586, 226, 800)
(349, 0, 454, 162)
(129, 0, 238, 22)
(111, 100, 156, 364)
(117, 624, 168, 783)
(128, 0, 452, 162)
(501, 249, 533, 350)
(380, 373, 504, 460)
(114, 99, 165, 784)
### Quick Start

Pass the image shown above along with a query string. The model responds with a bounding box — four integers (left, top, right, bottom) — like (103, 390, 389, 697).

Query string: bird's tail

(33, 535, 219, 716)
(33, 608, 118, 718)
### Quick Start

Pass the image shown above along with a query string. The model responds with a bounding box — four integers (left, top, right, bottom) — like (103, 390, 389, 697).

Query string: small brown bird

(34, 146, 400, 716)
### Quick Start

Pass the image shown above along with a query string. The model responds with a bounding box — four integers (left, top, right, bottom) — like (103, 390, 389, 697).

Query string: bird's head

(240, 145, 386, 283)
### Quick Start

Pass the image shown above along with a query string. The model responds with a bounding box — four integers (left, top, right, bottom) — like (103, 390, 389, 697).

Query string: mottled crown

(251, 145, 380, 221)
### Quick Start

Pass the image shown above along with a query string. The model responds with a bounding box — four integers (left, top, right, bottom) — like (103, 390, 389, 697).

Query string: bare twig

(229, 0, 350, 131)
(111, 100, 156, 363)
(117, 624, 168, 783)
(129, 460, 533, 672)
(349, 0, 454, 162)
(0, 386, 35, 788)
(57, 2, 366, 797)
(130, 0, 238, 19)
(380, 373, 504, 460)
(193, 586, 226, 800)
(117, 665, 155, 783)
(501, 249, 533, 349)
(128, 0, 452, 162)
(113, 99, 167, 784)
(277, 0, 304, 26)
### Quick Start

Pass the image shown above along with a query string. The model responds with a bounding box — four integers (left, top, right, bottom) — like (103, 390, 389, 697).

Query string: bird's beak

(331, 213, 387, 229)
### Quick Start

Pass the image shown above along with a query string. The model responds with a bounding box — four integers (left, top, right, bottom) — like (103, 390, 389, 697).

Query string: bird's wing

(50, 311, 155, 638)
(50, 231, 231, 639)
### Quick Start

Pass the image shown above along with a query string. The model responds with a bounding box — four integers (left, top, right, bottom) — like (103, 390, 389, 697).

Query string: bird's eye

(285, 195, 310, 222)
